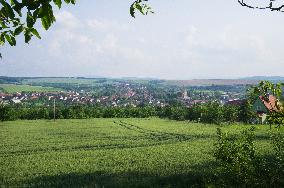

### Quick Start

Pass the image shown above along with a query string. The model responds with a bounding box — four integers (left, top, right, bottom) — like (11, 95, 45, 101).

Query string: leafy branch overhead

(130, 0, 154, 18)
(1, 0, 284, 49)
(0, 0, 152, 48)
(0, 0, 76, 47)
(238, 0, 284, 12)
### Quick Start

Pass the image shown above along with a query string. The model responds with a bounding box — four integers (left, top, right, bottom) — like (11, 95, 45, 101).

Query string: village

(0, 81, 246, 108)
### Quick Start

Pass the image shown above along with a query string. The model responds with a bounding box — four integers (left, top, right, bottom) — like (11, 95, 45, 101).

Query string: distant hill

(165, 79, 259, 86)
(1, 76, 283, 87)
(240, 76, 284, 81)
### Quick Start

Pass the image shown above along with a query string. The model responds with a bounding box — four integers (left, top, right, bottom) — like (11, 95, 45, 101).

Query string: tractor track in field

(113, 121, 194, 142)
(0, 121, 211, 157)
(0, 138, 196, 157)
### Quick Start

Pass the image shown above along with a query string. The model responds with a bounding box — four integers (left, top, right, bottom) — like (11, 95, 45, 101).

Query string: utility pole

(53, 98, 56, 122)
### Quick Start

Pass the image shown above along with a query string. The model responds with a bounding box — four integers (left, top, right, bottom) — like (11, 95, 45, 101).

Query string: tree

(251, 81, 284, 128)
(0, 104, 17, 121)
(251, 81, 284, 112)
(223, 104, 239, 124)
(238, 0, 284, 12)
(0, 0, 153, 50)
(238, 100, 256, 124)
(201, 102, 224, 125)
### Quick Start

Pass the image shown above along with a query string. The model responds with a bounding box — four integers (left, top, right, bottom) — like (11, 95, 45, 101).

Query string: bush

(201, 102, 224, 124)
(0, 105, 17, 121)
(214, 127, 257, 186)
(270, 132, 284, 185)
(214, 128, 284, 187)
(223, 105, 239, 124)
(238, 100, 257, 124)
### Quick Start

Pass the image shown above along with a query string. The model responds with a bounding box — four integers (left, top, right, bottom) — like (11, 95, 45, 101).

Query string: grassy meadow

(0, 118, 281, 187)
(0, 84, 63, 93)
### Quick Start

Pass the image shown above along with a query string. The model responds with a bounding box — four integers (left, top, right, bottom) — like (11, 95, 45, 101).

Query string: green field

(22, 77, 151, 86)
(0, 84, 63, 93)
(0, 119, 281, 187)
(22, 78, 98, 85)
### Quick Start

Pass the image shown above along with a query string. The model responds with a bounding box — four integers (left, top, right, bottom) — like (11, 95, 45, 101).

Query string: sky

(1, 0, 284, 79)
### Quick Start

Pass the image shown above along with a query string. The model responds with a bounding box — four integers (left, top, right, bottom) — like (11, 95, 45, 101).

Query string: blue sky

(1, 0, 284, 79)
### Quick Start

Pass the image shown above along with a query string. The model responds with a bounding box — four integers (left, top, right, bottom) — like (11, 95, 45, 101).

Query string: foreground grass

(0, 118, 281, 187)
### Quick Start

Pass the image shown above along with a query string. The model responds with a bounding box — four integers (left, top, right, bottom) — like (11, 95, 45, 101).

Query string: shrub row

(0, 101, 256, 124)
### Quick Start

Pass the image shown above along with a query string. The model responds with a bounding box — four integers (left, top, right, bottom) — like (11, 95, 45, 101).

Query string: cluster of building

(0, 92, 42, 104)
(180, 89, 245, 107)
(0, 88, 166, 107)
(0, 83, 246, 108)
(1, 85, 282, 124)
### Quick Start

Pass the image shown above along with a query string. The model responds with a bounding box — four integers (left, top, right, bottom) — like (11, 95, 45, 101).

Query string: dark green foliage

(250, 80, 284, 106)
(0, 0, 76, 48)
(168, 106, 188, 121)
(238, 100, 256, 124)
(188, 103, 240, 125)
(0, 104, 16, 121)
(130, 0, 153, 18)
(0, 105, 159, 120)
(157, 106, 189, 121)
(187, 104, 202, 122)
(200, 102, 224, 125)
(214, 128, 284, 187)
(270, 132, 284, 184)
(0, 101, 253, 125)
(250, 81, 284, 127)
(223, 104, 239, 124)
(214, 127, 257, 186)
(267, 110, 284, 128)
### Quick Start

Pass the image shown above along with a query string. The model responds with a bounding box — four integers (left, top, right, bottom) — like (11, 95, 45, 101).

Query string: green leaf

(11, 36, 16, 45)
(0, 33, 5, 44)
(33, 8, 40, 19)
(30, 28, 41, 39)
(26, 11, 35, 28)
(4, 34, 16, 46)
(130, 0, 153, 18)
(0, 20, 8, 29)
(0, 0, 15, 19)
(53, 0, 62, 9)
(14, 25, 23, 35)
(24, 30, 31, 43)
(12, 0, 23, 16)
(40, 4, 56, 30)
(41, 16, 51, 30)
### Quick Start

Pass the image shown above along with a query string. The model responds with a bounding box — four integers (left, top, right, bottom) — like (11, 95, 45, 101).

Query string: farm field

(0, 118, 281, 187)
(0, 84, 63, 93)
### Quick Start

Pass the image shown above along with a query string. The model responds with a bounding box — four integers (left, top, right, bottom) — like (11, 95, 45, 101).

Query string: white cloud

(2, 1, 284, 79)
(86, 19, 109, 30)
(86, 19, 129, 32)
(46, 11, 152, 77)
(55, 11, 80, 29)
(178, 24, 276, 68)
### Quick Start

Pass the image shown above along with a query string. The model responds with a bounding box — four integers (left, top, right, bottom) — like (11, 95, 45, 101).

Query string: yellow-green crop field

(0, 84, 63, 93)
(0, 118, 281, 187)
